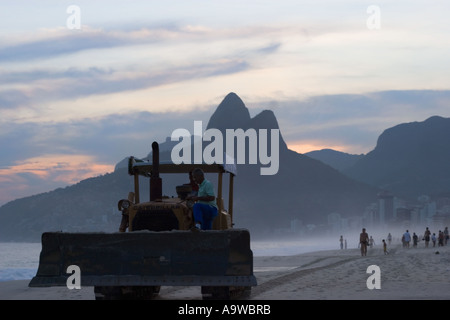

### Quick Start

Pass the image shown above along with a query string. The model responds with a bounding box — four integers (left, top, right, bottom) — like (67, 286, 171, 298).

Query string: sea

(0, 239, 338, 282)
(0, 242, 42, 282)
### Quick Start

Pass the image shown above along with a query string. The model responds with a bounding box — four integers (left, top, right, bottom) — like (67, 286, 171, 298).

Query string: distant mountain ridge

(306, 115, 450, 201)
(344, 115, 450, 200)
(305, 149, 364, 172)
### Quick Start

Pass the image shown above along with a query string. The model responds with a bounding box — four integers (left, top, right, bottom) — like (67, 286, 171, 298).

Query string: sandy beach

(0, 243, 449, 300)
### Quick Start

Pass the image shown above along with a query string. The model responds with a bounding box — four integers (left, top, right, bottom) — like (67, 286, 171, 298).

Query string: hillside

(344, 116, 450, 200)
(305, 149, 364, 172)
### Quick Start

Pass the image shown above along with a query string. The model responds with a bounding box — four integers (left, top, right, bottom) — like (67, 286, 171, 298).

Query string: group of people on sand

(400, 227, 449, 248)
(344, 226, 449, 257)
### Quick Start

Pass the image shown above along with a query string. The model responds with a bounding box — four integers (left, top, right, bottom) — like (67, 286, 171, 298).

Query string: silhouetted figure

(403, 230, 411, 248)
(360, 228, 369, 256)
(423, 227, 431, 248)
(369, 236, 375, 248)
(413, 232, 418, 248)
(444, 227, 449, 245)
(438, 230, 445, 247)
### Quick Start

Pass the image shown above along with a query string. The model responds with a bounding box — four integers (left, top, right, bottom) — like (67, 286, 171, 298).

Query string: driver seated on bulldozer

(187, 168, 218, 230)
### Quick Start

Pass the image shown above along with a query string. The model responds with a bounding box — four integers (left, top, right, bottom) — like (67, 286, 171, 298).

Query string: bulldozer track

(250, 256, 359, 298)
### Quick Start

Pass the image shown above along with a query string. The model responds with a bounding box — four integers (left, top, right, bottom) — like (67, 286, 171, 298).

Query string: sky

(1, 0, 450, 206)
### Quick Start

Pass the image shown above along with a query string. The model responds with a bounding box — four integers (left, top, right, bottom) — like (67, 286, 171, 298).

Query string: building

(378, 191, 394, 225)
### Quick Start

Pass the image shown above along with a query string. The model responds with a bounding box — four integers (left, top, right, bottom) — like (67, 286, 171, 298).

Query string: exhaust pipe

(150, 141, 162, 201)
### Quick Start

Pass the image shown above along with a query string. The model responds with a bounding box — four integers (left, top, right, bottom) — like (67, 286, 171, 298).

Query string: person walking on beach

(432, 233, 437, 247)
(387, 233, 392, 245)
(339, 235, 344, 249)
(360, 228, 369, 256)
(403, 230, 411, 248)
(424, 227, 431, 248)
(413, 232, 418, 248)
(444, 227, 449, 245)
(382, 239, 388, 255)
(438, 230, 445, 247)
(369, 236, 375, 248)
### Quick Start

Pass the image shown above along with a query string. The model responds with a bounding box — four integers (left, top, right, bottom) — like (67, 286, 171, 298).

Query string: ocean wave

(0, 268, 37, 282)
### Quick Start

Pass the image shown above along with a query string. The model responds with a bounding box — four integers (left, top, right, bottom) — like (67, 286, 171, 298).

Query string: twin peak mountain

(151, 92, 287, 162)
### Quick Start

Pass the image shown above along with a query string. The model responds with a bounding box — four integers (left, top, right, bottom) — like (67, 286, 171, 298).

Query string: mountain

(344, 116, 450, 200)
(206, 92, 251, 131)
(0, 92, 380, 241)
(305, 149, 364, 172)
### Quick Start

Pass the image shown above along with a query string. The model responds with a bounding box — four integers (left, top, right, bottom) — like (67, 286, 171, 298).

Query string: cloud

(0, 89, 31, 109)
(256, 42, 282, 55)
(0, 26, 172, 63)
(0, 154, 110, 181)
(0, 59, 250, 114)
(0, 154, 113, 205)
(0, 109, 213, 165)
(0, 67, 113, 85)
(1, 22, 288, 115)
(0, 23, 285, 63)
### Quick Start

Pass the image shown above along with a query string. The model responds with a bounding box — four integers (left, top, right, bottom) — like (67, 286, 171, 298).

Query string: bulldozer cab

(125, 155, 237, 232)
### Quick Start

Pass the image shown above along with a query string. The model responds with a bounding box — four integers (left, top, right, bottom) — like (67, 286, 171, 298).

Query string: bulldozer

(29, 142, 257, 299)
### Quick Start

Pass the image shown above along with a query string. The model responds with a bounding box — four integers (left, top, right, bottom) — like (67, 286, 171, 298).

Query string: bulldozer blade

(29, 229, 257, 288)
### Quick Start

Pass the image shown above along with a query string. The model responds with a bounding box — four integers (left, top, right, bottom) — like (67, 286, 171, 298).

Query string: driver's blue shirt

(197, 179, 217, 209)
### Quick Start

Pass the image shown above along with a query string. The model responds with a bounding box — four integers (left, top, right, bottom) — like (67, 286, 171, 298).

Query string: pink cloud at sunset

(0, 154, 114, 204)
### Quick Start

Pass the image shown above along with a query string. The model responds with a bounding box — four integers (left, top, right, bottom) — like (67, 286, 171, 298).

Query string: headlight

(118, 199, 131, 211)
(121, 200, 130, 209)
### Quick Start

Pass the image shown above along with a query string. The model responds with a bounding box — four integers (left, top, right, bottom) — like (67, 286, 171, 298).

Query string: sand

(1, 244, 449, 300)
